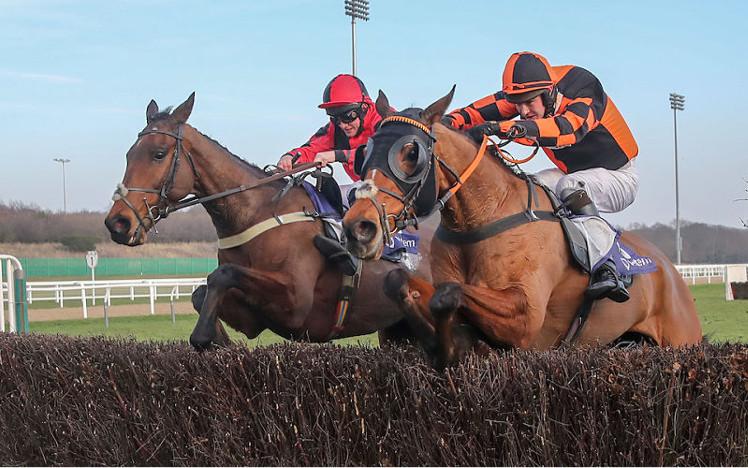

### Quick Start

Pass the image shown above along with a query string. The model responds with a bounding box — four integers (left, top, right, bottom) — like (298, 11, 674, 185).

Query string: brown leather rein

(112, 123, 320, 240)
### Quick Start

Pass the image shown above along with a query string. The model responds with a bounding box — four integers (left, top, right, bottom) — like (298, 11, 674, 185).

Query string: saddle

(533, 177, 652, 285)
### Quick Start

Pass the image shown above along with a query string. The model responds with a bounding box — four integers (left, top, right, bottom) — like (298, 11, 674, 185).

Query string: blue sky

(1, 0, 747, 228)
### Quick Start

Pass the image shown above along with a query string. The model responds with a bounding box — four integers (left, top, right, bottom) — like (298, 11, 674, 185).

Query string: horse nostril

(353, 219, 378, 244)
(105, 216, 131, 235)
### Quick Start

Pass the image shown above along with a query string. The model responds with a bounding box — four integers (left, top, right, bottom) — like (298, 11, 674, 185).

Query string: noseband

(112, 124, 199, 240)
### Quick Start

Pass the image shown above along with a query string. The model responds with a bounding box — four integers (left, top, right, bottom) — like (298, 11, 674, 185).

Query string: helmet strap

(354, 103, 368, 137)
(542, 87, 558, 117)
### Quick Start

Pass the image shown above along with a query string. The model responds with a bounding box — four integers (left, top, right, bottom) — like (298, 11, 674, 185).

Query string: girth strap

(217, 212, 316, 249)
(436, 211, 558, 245)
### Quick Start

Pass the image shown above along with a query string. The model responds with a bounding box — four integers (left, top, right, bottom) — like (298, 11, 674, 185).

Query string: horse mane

(150, 107, 283, 187)
(195, 130, 283, 186)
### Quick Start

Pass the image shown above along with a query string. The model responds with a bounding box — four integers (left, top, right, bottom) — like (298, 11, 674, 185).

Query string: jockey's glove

(467, 122, 528, 144)
(467, 121, 502, 143)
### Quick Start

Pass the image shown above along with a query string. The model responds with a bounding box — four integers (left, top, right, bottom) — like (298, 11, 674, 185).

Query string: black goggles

(328, 107, 361, 124)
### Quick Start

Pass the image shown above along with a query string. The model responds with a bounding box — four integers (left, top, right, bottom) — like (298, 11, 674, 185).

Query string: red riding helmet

(502, 51, 556, 105)
(319, 74, 370, 109)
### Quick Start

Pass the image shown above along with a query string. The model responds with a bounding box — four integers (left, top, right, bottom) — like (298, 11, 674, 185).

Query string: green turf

(691, 283, 748, 343)
(26, 284, 747, 345)
(29, 314, 379, 347)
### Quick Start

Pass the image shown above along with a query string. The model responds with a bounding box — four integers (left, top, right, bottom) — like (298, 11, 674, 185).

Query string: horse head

(344, 86, 464, 259)
(105, 93, 200, 245)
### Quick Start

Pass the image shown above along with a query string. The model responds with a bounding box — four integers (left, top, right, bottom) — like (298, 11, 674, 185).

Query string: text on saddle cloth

(570, 215, 657, 276)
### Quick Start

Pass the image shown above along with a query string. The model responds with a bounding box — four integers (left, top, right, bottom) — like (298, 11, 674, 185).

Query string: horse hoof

(384, 269, 410, 302)
(189, 334, 213, 351)
(430, 282, 463, 316)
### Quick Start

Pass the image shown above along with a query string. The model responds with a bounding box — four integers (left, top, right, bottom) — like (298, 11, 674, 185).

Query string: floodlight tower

(344, 0, 370, 76)
(669, 92, 685, 264)
(53, 157, 71, 213)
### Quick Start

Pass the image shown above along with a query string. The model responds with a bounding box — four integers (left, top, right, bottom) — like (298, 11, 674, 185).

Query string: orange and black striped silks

(445, 65, 638, 174)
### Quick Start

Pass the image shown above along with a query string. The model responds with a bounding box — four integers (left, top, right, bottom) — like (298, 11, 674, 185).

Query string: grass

(30, 314, 379, 348)
(26, 284, 748, 346)
(691, 283, 748, 343)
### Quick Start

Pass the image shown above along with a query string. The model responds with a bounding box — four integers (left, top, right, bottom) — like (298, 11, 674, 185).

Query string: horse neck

(436, 127, 527, 231)
(183, 125, 274, 236)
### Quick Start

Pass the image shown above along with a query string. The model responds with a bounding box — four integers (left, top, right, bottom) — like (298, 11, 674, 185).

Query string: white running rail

(26, 278, 206, 319)
(674, 264, 730, 285)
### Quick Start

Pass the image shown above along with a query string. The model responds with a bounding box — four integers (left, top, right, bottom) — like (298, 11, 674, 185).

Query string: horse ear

(375, 90, 393, 118)
(146, 99, 159, 123)
(172, 92, 195, 124)
(422, 85, 456, 126)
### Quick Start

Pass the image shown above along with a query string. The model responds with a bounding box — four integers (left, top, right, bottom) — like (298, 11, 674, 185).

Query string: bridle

(112, 123, 200, 241)
(112, 122, 323, 242)
(356, 114, 489, 244)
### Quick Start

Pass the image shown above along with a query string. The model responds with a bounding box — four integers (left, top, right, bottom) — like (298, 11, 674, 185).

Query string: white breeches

(533, 158, 639, 213)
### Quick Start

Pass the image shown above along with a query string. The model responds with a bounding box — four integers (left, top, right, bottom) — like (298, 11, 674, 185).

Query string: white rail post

(6, 259, 16, 332)
(149, 283, 156, 315)
(80, 283, 88, 319)
(170, 286, 178, 324)
(0, 259, 5, 333)
(0, 255, 28, 333)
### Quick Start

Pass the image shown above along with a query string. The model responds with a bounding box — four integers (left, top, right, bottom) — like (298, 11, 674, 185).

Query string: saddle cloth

(568, 215, 657, 276)
(302, 181, 421, 271)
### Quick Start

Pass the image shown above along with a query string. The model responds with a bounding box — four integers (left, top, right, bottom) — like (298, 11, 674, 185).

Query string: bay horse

(342, 88, 702, 368)
(104, 93, 433, 348)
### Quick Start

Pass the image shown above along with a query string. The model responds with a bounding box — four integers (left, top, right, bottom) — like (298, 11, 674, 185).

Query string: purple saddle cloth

(302, 181, 338, 217)
(302, 181, 419, 258)
(597, 232, 658, 276)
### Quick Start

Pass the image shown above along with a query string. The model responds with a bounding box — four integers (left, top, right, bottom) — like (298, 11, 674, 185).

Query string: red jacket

(284, 97, 383, 181)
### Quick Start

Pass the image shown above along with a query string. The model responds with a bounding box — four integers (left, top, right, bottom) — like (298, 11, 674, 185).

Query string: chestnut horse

(104, 93, 433, 349)
(343, 88, 702, 368)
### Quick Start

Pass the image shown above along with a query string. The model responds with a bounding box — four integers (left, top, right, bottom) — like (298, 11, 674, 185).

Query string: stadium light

(53, 157, 71, 213)
(669, 93, 685, 264)
(344, 0, 370, 76)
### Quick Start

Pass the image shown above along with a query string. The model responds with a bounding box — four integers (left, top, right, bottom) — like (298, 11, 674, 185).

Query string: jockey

(278, 74, 387, 275)
(443, 51, 639, 303)
(278, 74, 384, 185)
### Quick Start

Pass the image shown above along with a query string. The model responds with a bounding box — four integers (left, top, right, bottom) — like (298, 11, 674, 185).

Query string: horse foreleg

(190, 264, 295, 350)
(429, 282, 467, 369)
(383, 269, 438, 352)
(458, 283, 539, 349)
(190, 284, 232, 347)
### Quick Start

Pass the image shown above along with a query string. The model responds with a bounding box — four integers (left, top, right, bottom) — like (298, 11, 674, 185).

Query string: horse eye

(405, 144, 418, 161)
(153, 150, 167, 160)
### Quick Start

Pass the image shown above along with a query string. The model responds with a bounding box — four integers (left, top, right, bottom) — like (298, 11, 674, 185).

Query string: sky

(1, 0, 747, 228)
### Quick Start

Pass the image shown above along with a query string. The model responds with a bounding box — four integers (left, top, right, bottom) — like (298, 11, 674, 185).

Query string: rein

(360, 116, 555, 246)
(113, 124, 320, 238)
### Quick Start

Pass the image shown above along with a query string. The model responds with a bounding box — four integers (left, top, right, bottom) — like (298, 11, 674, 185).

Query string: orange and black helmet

(502, 52, 555, 104)
(319, 74, 370, 109)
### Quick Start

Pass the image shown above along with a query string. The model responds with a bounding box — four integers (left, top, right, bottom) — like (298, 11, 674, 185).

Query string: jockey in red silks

(278, 74, 386, 184)
(278, 74, 391, 275)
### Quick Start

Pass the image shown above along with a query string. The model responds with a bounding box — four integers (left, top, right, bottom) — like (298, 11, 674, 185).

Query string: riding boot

(586, 259, 630, 303)
(560, 187, 599, 217)
(313, 235, 360, 277)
